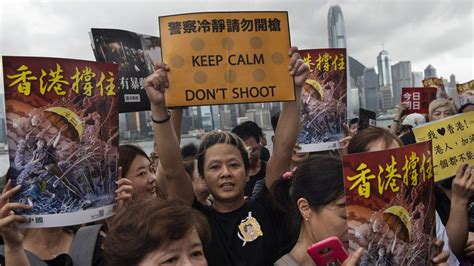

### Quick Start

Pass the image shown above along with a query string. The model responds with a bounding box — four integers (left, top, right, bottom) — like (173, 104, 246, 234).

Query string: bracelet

(393, 119, 400, 123)
(151, 110, 171, 124)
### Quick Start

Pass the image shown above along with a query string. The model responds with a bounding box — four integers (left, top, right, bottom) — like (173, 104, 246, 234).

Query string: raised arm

(265, 47, 309, 190)
(445, 163, 474, 258)
(144, 64, 194, 205)
(389, 102, 408, 136)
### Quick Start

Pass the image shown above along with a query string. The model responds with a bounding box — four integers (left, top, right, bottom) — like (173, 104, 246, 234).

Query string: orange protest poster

(159, 12, 294, 107)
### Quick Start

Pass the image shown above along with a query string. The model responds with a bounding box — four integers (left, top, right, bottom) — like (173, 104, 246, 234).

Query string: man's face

(243, 137, 261, 165)
(202, 143, 248, 204)
(349, 123, 358, 135)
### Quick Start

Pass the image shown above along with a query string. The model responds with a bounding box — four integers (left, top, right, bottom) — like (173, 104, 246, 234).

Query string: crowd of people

(0, 47, 473, 266)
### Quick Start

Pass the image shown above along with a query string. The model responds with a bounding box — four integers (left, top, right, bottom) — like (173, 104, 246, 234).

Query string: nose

(220, 165, 232, 179)
(179, 256, 193, 266)
(147, 172, 156, 184)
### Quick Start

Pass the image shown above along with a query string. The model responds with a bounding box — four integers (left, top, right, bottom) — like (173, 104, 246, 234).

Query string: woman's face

(139, 228, 207, 266)
(430, 105, 453, 121)
(308, 197, 349, 248)
(125, 154, 157, 199)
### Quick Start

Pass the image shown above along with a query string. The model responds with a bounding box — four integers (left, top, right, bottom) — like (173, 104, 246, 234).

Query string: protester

(104, 198, 210, 266)
(428, 98, 456, 122)
(459, 103, 474, 113)
(181, 143, 211, 206)
(231, 121, 267, 197)
(145, 47, 309, 265)
(348, 127, 469, 264)
(389, 102, 409, 136)
(119, 144, 165, 199)
(348, 117, 359, 135)
(272, 155, 450, 265)
(398, 112, 426, 145)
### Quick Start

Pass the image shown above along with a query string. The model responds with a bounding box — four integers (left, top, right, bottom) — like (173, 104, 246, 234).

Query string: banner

(413, 112, 474, 181)
(90, 28, 161, 113)
(296, 48, 347, 152)
(401, 87, 437, 114)
(456, 79, 474, 105)
(422, 77, 447, 99)
(343, 142, 436, 265)
(2, 56, 119, 227)
(159, 11, 294, 107)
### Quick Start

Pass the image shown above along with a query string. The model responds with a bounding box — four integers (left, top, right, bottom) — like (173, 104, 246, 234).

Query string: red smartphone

(307, 236, 349, 266)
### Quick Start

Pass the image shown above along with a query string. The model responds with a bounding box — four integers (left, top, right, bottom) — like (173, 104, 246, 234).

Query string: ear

(296, 198, 311, 221)
(271, 135, 275, 144)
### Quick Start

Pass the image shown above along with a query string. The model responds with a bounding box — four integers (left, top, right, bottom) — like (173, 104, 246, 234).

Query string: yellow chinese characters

(307, 53, 345, 72)
(347, 152, 431, 198)
(7, 65, 37, 96)
(6, 63, 116, 97)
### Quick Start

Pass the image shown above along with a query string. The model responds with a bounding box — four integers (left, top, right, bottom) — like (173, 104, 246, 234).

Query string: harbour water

(0, 130, 276, 178)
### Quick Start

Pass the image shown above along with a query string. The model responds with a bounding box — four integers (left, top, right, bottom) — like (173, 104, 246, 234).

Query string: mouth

(220, 182, 235, 191)
(147, 186, 157, 195)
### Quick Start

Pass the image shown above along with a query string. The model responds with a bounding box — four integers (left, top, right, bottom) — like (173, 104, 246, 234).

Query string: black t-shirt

(260, 147, 270, 162)
(193, 185, 290, 266)
(244, 161, 267, 197)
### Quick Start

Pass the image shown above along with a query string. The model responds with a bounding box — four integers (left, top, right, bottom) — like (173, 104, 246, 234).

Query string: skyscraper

(328, 5, 347, 48)
(362, 67, 379, 112)
(377, 50, 393, 109)
(391, 61, 412, 106)
(327, 5, 355, 116)
(424, 64, 437, 78)
(412, 72, 423, 87)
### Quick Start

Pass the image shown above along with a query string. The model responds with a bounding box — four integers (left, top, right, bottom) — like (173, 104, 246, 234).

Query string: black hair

(272, 155, 345, 239)
(271, 111, 281, 132)
(349, 118, 359, 126)
(231, 122, 261, 143)
(118, 145, 151, 177)
(459, 103, 474, 113)
(181, 142, 198, 161)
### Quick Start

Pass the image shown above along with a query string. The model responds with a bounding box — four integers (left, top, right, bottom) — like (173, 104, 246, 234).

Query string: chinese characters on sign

(159, 12, 293, 107)
(413, 112, 474, 181)
(7, 63, 115, 97)
(401, 87, 437, 114)
(167, 17, 282, 35)
(302, 52, 345, 72)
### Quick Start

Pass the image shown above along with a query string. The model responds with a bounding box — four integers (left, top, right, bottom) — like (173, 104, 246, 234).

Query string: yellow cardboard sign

(159, 12, 294, 107)
(413, 112, 474, 181)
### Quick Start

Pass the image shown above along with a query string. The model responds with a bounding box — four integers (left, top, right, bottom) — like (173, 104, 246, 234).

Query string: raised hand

(288, 47, 309, 94)
(115, 167, 133, 209)
(144, 63, 170, 109)
(0, 179, 31, 248)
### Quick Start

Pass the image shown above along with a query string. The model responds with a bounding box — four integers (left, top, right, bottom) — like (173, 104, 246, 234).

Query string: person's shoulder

(274, 254, 299, 266)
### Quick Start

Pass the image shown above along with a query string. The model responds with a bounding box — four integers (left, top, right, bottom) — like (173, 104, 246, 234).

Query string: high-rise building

(379, 85, 393, 111)
(327, 5, 354, 117)
(362, 67, 379, 112)
(424, 64, 437, 78)
(412, 72, 423, 87)
(377, 50, 393, 110)
(391, 61, 412, 106)
(449, 74, 456, 88)
(328, 5, 347, 48)
(377, 50, 392, 88)
(220, 109, 232, 130)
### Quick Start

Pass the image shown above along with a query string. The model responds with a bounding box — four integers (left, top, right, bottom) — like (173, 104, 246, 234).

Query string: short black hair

(231, 122, 261, 143)
(459, 103, 474, 113)
(181, 142, 198, 161)
(271, 111, 281, 132)
(349, 117, 359, 126)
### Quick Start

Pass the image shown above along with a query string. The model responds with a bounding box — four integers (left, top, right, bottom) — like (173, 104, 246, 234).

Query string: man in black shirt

(145, 47, 309, 266)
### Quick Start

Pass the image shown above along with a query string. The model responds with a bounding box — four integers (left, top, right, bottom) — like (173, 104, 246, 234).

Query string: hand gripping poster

(343, 142, 436, 265)
(2, 56, 119, 228)
(297, 49, 347, 152)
